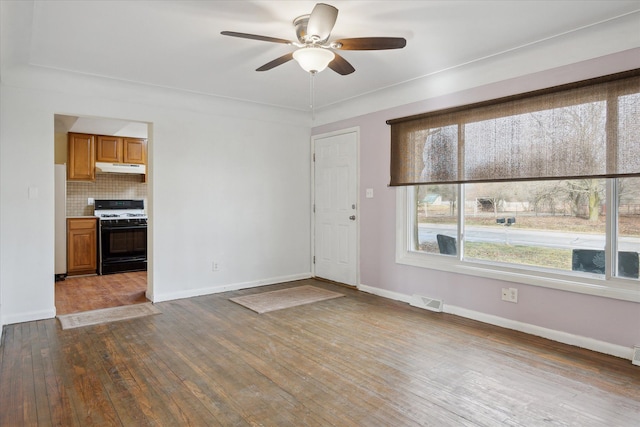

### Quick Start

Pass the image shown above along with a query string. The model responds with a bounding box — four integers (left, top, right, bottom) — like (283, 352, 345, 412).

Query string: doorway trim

(311, 127, 360, 287)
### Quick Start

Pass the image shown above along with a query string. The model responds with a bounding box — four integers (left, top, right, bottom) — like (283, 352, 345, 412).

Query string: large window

(412, 178, 639, 276)
(391, 71, 640, 301)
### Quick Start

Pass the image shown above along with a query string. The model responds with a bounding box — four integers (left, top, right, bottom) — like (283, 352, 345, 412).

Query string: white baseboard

(152, 272, 313, 302)
(357, 283, 634, 361)
(2, 308, 57, 326)
(444, 305, 633, 360)
(358, 284, 413, 304)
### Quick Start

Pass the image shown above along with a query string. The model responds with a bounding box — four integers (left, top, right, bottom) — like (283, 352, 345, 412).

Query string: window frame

(396, 181, 640, 303)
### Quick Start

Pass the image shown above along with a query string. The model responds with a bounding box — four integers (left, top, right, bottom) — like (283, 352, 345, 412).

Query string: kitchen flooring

(55, 271, 148, 315)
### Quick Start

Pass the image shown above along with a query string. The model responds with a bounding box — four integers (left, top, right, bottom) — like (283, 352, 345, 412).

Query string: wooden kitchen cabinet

(67, 218, 98, 276)
(96, 136, 123, 162)
(67, 133, 95, 181)
(68, 133, 147, 181)
(96, 136, 146, 164)
(123, 138, 146, 164)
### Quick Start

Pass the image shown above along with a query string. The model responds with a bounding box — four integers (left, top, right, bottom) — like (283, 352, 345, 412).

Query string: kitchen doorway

(54, 114, 152, 315)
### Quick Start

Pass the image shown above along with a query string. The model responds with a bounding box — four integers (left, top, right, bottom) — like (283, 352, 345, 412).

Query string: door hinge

(313, 204, 315, 213)
(312, 153, 315, 162)
(313, 256, 316, 264)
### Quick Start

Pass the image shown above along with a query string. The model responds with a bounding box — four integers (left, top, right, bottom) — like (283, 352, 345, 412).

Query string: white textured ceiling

(4, 1, 640, 113)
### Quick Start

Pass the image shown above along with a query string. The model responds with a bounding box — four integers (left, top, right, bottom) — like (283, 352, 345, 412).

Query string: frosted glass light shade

(293, 47, 335, 73)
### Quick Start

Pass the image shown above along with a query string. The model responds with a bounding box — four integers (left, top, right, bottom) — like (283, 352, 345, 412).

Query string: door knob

(349, 215, 356, 220)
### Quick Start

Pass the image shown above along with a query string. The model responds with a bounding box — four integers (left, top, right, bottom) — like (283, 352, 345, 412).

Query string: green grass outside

(464, 242, 572, 270)
(419, 240, 573, 270)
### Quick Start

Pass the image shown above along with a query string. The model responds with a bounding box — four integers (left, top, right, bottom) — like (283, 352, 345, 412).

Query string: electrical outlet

(501, 287, 518, 303)
(88, 197, 95, 206)
(212, 261, 219, 271)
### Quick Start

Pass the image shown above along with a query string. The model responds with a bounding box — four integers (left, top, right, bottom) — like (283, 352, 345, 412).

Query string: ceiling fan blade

(328, 53, 355, 76)
(306, 3, 338, 41)
(334, 37, 407, 50)
(256, 52, 295, 71)
(221, 31, 292, 45)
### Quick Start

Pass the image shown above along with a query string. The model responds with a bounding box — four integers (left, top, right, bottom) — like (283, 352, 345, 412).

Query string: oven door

(100, 222, 147, 274)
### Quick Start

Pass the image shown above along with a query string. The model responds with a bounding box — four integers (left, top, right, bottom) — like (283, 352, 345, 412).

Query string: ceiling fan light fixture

(222, 2, 407, 76)
(293, 47, 335, 73)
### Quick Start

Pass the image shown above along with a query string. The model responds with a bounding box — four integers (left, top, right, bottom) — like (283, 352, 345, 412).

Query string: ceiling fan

(221, 3, 406, 75)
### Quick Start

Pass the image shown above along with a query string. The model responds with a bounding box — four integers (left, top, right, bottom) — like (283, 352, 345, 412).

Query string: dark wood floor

(55, 271, 148, 315)
(2, 278, 639, 426)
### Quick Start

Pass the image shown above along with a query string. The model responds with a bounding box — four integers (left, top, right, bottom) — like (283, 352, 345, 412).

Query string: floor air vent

(410, 295, 443, 312)
(633, 346, 640, 366)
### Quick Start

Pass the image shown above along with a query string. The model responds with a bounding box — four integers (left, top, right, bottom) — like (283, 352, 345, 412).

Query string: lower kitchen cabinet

(67, 218, 98, 276)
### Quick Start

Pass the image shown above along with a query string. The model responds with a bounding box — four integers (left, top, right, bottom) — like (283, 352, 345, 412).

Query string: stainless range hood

(95, 162, 146, 175)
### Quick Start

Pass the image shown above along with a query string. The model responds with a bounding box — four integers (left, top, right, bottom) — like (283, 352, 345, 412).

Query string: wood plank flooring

(55, 271, 148, 315)
(2, 278, 639, 426)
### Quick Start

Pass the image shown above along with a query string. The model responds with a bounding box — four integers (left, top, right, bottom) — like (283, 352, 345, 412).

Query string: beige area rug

(230, 285, 345, 314)
(57, 303, 161, 330)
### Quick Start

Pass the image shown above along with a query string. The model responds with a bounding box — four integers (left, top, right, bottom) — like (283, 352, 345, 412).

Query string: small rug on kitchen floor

(57, 303, 161, 330)
(230, 285, 345, 314)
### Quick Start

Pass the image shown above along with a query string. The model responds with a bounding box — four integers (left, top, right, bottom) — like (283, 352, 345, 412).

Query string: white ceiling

(4, 1, 640, 114)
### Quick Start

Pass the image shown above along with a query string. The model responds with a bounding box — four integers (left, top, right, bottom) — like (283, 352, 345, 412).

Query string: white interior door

(313, 130, 358, 286)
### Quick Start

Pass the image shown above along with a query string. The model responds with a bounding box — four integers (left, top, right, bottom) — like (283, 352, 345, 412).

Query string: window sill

(396, 249, 640, 303)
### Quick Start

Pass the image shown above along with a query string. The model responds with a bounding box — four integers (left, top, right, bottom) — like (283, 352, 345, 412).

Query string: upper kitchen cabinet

(68, 133, 147, 182)
(96, 136, 123, 163)
(96, 136, 146, 164)
(68, 133, 95, 181)
(123, 138, 146, 164)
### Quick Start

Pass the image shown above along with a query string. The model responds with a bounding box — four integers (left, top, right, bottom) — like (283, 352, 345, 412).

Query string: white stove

(94, 199, 147, 221)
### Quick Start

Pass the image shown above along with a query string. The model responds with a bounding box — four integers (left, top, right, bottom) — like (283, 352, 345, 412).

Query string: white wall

(0, 65, 312, 325)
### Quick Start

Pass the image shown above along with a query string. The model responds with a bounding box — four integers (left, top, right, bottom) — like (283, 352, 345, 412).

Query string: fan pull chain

(310, 71, 316, 120)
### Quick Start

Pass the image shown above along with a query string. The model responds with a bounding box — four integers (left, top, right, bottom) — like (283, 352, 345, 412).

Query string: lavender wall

(312, 57, 640, 351)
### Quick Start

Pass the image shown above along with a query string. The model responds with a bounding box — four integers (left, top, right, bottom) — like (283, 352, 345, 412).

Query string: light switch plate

(28, 187, 38, 199)
(365, 188, 374, 198)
